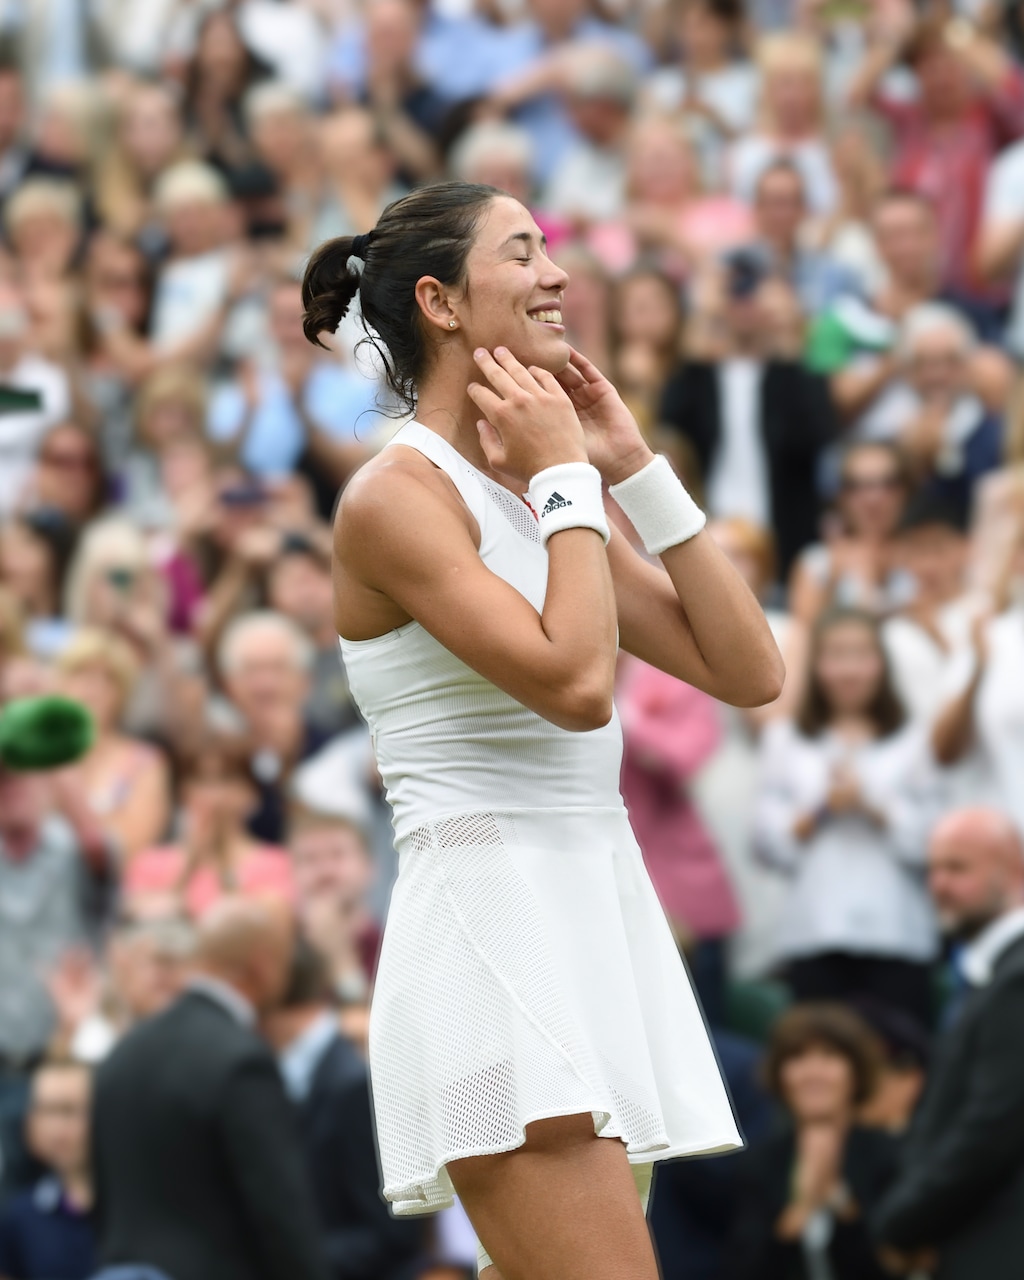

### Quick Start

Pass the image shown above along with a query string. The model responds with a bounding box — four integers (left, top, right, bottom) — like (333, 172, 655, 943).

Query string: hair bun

(301, 234, 364, 348)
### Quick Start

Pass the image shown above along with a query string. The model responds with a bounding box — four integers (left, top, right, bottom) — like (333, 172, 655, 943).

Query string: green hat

(0, 696, 96, 772)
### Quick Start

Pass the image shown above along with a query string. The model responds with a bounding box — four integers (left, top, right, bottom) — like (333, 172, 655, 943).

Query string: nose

(542, 253, 570, 294)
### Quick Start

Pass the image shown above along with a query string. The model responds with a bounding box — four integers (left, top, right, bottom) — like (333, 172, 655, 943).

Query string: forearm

(976, 220, 1024, 282)
(847, 44, 899, 108)
(372, 104, 440, 180)
(660, 532, 784, 706)
(931, 681, 979, 765)
(831, 358, 895, 421)
(538, 529, 619, 723)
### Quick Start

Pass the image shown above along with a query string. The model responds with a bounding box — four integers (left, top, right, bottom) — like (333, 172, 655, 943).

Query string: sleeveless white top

(339, 420, 625, 842)
(340, 420, 741, 1221)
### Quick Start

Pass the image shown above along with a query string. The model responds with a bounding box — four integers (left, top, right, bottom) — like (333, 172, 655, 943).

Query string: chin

(509, 332, 571, 374)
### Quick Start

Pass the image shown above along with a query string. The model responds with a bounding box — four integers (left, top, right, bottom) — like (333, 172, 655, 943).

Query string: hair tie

(350, 232, 371, 261)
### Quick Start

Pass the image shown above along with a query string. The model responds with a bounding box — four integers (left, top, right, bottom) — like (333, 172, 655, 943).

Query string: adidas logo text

(542, 492, 572, 515)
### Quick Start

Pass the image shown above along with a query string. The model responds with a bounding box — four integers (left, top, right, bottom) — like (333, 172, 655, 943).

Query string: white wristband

(527, 462, 610, 547)
(608, 454, 706, 555)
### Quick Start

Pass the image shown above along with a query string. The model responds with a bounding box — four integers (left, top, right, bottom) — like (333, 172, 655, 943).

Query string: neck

(415, 361, 510, 483)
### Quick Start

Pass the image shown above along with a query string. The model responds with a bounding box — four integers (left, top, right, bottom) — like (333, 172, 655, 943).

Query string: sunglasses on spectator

(41, 448, 98, 471)
(841, 474, 905, 493)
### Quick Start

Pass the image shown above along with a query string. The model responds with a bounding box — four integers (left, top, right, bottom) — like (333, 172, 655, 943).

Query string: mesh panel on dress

(370, 814, 637, 1214)
(477, 474, 541, 544)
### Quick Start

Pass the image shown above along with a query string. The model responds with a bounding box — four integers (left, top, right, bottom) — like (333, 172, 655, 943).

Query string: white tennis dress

(339, 421, 742, 1221)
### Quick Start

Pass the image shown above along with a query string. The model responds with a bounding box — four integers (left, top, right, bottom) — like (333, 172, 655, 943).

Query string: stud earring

(449, 320, 456, 328)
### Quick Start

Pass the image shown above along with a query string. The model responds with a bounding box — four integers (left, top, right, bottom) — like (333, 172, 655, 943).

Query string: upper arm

(335, 460, 615, 731)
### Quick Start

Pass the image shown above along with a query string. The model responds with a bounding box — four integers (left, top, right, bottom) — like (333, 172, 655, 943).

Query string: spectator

(882, 492, 977, 725)
(850, 5, 1024, 298)
(609, 267, 685, 435)
(979, 121, 1024, 358)
(728, 33, 837, 214)
(208, 276, 377, 503)
(94, 81, 188, 242)
(20, 422, 107, 526)
(805, 120, 887, 298)
(291, 808, 379, 1007)
(265, 936, 426, 1280)
(540, 48, 635, 226)
(356, 0, 451, 186)
(312, 106, 404, 247)
(55, 628, 171, 860)
(591, 112, 753, 277)
(695, 517, 804, 980)
(644, 0, 759, 186)
(659, 259, 837, 579)
(125, 733, 293, 921)
(0, 510, 78, 659)
(754, 608, 940, 1023)
(744, 159, 860, 314)
(875, 807, 1024, 1279)
(789, 441, 914, 626)
(266, 536, 360, 737)
(0, 278, 71, 517)
(91, 898, 329, 1280)
(931, 509, 1024, 836)
(217, 609, 333, 843)
(0, 48, 27, 201)
(0, 1059, 96, 1280)
(0, 760, 113, 1193)
(813, 190, 1013, 427)
(729, 1003, 898, 1280)
(182, 10, 270, 179)
(4, 178, 83, 284)
(618, 652, 740, 1026)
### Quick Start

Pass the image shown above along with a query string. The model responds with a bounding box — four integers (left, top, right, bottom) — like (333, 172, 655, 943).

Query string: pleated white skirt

(367, 806, 743, 1216)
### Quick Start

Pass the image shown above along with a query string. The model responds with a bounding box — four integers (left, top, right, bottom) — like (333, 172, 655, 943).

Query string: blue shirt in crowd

(0, 1177, 96, 1280)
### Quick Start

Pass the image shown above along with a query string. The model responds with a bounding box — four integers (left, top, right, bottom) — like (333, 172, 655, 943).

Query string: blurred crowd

(2, 0, 1024, 1278)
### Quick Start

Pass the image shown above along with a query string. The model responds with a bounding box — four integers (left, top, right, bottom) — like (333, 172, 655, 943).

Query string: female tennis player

(302, 181, 784, 1280)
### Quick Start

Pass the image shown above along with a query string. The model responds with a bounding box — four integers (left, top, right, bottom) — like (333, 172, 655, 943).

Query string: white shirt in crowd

(541, 143, 626, 224)
(754, 719, 942, 967)
(0, 353, 71, 516)
(728, 135, 838, 215)
(940, 607, 1024, 839)
(706, 358, 770, 529)
(150, 250, 232, 353)
(983, 139, 1024, 359)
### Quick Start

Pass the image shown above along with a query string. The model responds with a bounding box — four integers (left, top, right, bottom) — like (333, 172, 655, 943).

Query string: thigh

(446, 1112, 660, 1280)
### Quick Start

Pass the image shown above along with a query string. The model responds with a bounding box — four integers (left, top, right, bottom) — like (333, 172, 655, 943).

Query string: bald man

(91, 902, 330, 1280)
(874, 808, 1024, 1280)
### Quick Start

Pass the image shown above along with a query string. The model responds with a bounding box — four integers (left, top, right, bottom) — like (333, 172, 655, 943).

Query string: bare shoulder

(334, 444, 479, 569)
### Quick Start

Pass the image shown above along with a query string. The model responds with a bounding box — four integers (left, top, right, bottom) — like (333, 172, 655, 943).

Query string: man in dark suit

(659, 263, 837, 581)
(874, 807, 1024, 1280)
(264, 938, 426, 1280)
(91, 900, 330, 1280)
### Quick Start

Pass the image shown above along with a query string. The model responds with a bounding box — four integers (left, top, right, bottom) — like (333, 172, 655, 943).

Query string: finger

(490, 345, 541, 393)
(476, 419, 505, 467)
(567, 346, 606, 383)
(472, 347, 527, 399)
(554, 362, 587, 392)
(527, 365, 564, 395)
(466, 380, 505, 418)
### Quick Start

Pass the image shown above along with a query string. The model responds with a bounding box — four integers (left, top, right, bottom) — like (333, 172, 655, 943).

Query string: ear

(414, 276, 459, 335)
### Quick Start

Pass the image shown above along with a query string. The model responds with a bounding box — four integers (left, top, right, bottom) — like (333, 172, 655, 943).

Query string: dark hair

(755, 157, 807, 199)
(796, 606, 906, 739)
(301, 181, 502, 411)
(280, 933, 334, 1009)
(763, 1003, 883, 1107)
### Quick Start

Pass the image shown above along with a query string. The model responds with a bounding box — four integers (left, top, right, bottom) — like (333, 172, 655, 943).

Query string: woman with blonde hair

(589, 112, 753, 277)
(729, 33, 838, 214)
(56, 627, 172, 859)
(94, 79, 190, 240)
(4, 179, 83, 282)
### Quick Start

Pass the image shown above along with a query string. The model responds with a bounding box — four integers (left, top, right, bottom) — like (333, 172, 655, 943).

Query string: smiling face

(780, 1043, 857, 1122)
(444, 196, 571, 374)
(813, 618, 886, 717)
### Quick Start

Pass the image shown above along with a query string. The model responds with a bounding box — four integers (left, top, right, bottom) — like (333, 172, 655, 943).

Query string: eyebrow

(500, 231, 547, 253)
